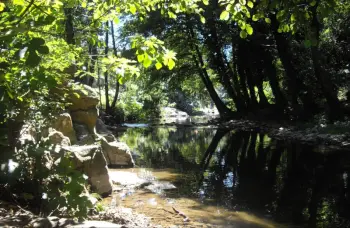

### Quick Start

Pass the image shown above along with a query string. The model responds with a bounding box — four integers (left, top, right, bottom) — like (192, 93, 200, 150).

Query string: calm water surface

(112, 126, 350, 227)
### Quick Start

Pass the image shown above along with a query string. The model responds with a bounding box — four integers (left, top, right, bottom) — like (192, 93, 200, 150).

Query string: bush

(0, 139, 96, 219)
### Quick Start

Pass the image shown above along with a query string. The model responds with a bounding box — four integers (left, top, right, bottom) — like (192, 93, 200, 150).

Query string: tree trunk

(64, 8, 74, 45)
(310, 3, 343, 121)
(186, 23, 233, 117)
(261, 46, 287, 110)
(237, 41, 258, 110)
(256, 82, 269, 107)
(88, 44, 97, 86)
(110, 21, 120, 110)
(271, 15, 317, 118)
(203, 3, 246, 112)
(193, 55, 233, 117)
(104, 22, 110, 113)
(63, 8, 76, 79)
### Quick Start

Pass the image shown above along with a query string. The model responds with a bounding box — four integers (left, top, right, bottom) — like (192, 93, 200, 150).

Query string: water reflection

(118, 127, 350, 227)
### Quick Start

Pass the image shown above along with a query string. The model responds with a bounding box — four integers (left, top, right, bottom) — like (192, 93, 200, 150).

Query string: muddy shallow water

(105, 126, 350, 227)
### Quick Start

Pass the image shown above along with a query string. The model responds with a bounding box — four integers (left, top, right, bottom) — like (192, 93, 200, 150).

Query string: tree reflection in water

(119, 127, 350, 227)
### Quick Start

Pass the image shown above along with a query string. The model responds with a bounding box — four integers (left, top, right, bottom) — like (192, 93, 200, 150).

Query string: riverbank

(112, 118, 350, 151)
(0, 200, 153, 227)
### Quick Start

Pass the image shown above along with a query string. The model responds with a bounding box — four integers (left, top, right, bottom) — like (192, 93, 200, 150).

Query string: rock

(67, 84, 99, 111)
(109, 171, 146, 187)
(101, 138, 134, 167)
(19, 124, 36, 145)
(47, 130, 71, 146)
(29, 217, 52, 228)
(145, 181, 176, 194)
(66, 145, 112, 196)
(71, 221, 122, 228)
(71, 108, 98, 132)
(51, 113, 77, 144)
(73, 124, 95, 145)
(96, 118, 116, 142)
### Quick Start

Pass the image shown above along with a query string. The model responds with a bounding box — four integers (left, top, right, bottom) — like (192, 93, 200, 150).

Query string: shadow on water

(117, 126, 350, 227)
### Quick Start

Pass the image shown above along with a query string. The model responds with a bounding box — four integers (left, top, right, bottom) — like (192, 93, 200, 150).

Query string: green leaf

(291, 13, 296, 22)
(155, 62, 162, 70)
(276, 10, 285, 21)
(26, 51, 41, 67)
(220, 11, 230, 21)
(129, 4, 136, 14)
(30, 37, 45, 47)
(240, 30, 248, 39)
(246, 24, 253, 35)
(304, 40, 312, 48)
(265, 18, 271, 24)
(81, 1, 87, 8)
(239, 0, 246, 5)
(137, 54, 144, 62)
(168, 11, 177, 19)
(252, 14, 259, 21)
(310, 0, 316, 6)
(143, 54, 152, 68)
(168, 59, 175, 70)
(200, 16, 206, 24)
(37, 45, 49, 55)
(0, 3, 5, 12)
(247, 1, 254, 8)
(202, 0, 209, 5)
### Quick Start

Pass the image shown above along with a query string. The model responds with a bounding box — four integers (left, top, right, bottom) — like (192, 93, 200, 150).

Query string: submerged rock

(101, 138, 134, 167)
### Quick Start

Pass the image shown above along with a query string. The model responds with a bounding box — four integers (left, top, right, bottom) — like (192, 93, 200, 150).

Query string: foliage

(2, 138, 95, 219)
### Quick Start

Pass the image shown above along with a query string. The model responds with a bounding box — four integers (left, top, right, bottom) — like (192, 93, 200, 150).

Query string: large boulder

(67, 84, 99, 111)
(73, 124, 95, 145)
(96, 118, 116, 142)
(66, 145, 112, 196)
(70, 108, 98, 132)
(101, 138, 134, 167)
(47, 130, 71, 146)
(51, 113, 77, 144)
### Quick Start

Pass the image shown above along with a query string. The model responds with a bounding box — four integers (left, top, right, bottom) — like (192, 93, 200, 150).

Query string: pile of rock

(18, 84, 135, 196)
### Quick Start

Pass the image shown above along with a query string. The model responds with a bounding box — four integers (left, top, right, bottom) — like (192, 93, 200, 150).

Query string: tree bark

(203, 2, 246, 112)
(104, 22, 110, 113)
(271, 15, 317, 118)
(310, 3, 343, 121)
(64, 8, 74, 45)
(260, 46, 287, 110)
(186, 23, 234, 117)
(110, 21, 120, 110)
(88, 44, 97, 86)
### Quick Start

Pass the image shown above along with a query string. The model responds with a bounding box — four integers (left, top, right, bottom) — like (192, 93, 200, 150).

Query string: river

(106, 124, 350, 227)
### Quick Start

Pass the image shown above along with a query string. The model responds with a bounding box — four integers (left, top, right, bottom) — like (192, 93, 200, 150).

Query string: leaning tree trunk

(110, 21, 120, 110)
(202, 1, 246, 112)
(187, 24, 234, 117)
